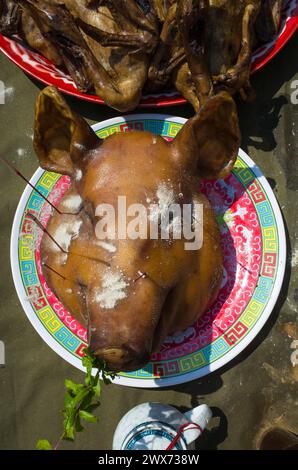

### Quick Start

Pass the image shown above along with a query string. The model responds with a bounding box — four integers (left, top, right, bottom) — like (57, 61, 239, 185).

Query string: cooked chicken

(255, 0, 282, 43)
(20, 8, 63, 66)
(0, 0, 284, 111)
(176, 0, 263, 108)
(17, 0, 159, 111)
(0, 0, 21, 35)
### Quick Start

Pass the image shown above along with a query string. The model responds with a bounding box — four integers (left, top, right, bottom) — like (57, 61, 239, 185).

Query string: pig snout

(92, 344, 151, 372)
(87, 276, 165, 372)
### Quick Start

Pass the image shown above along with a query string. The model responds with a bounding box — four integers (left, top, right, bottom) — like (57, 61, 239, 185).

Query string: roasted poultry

(174, 0, 283, 109)
(2, 0, 159, 111)
(0, 0, 20, 35)
(0, 0, 284, 111)
(34, 86, 240, 371)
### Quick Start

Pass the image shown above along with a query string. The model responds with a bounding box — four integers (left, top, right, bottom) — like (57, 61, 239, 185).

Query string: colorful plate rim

(1, 0, 297, 107)
(10, 114, 286, 388)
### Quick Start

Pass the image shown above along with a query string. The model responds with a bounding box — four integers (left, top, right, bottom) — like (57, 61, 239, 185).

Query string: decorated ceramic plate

(11, 114, 286, 388)
(1, 0, 298, 108)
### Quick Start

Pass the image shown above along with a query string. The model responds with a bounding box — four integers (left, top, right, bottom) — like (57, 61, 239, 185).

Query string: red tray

(1, 0, 297, 108)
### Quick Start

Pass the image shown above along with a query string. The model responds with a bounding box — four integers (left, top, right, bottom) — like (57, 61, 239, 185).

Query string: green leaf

(64, 390, 75, 409)
(71, 388, 90, 407)
(36, 439, 52, 450)
(36, 349, 118, 449)
(63, 420, 75, 441)
(63, 407, 77, 440)
(65, 379, 84, 395)
(85, 403, 100, 414)
(82, 348, 94, 378)
(91, 372, 101, 396)
(80, 392, 93, 411)
(79, 410, 98, 423)
(64, 426, 75, 441)
(75, 415, 85, 433)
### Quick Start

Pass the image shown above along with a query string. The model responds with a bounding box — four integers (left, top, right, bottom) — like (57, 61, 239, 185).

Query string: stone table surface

(0, 33, 297, 450)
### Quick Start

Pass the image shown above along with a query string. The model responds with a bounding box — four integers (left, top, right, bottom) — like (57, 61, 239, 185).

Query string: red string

(166, 422, 203, 450)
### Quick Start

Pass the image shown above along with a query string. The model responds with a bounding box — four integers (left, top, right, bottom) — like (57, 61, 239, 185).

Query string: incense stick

(27, 211, 110, 267)
(42, 262, 88, 288)
(0, 153, 81, 215)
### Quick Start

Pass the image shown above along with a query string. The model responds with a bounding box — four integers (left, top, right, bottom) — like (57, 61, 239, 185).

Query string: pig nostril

(92, 345, 150, 372)
(122, 345, 151, 371)
(93, 347, 126, 360)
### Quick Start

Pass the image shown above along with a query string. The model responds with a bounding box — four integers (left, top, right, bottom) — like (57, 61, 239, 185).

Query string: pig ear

(34, 86, 99, 176)
(172, 92, 240, 179)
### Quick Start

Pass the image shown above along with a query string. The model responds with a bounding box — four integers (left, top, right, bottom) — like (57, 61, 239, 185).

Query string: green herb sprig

(36, 348, 116, 450)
